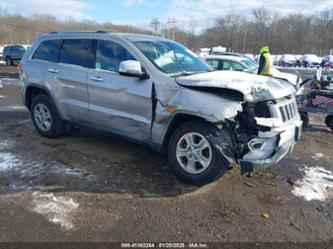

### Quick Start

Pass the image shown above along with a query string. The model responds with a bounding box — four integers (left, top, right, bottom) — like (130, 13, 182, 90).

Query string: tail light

(18, 62, 23, 75)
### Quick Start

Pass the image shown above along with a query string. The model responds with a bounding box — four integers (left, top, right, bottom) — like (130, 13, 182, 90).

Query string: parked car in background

(279, 54, 296, 67)
(22, 44, 32, 51)
(321, 55, 333, 68)
(244, 53, 255, 61)
(19, 31, 302, 185)
(199, 48, 211, 58)
(294, 55, 302, 67)
(3, 44, 26, 66)
(273, 55, 282, 66)
(208, 51, 259, 66)
(302, 54, 321, 68)
(205, 54, 301, 87)
(254, 54, 260, 62)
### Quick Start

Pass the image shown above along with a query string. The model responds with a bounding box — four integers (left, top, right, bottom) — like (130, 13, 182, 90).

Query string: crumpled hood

(176, 71, 296, 102)
(271, 68, 298, 86)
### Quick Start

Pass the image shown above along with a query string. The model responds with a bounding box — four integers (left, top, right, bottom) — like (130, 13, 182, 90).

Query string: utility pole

(167, 17, 177, 40)
(150, 18, 160, 36)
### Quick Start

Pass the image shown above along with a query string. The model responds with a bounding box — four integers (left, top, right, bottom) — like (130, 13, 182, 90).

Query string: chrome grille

(278, 99, 297, 122)
(268, 96, 298, 123)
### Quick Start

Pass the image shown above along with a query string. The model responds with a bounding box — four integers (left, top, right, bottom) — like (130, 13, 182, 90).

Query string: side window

(32, 40, 62, 62)
(96, 40, 135, 73)
(59, 39, 94, 68)
(223, 60, 245, 71)
(206, 59, 219, 70)
(223, 60, 233, 70)
(233, 62, 245, 71)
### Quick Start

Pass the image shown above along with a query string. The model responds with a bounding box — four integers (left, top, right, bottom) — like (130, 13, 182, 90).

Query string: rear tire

(5, 57, 12, 66)
(168, 120, 229, 186)
(30, 95, 65, 138)
(325, 116, 333, 132)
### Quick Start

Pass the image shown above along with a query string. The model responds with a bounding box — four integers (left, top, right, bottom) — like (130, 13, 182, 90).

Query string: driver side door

(87, 39, 153, 141)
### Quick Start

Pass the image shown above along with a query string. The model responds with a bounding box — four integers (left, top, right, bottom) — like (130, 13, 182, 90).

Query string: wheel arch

(160, 113, 210, 152)
(25, 85, 56, 112)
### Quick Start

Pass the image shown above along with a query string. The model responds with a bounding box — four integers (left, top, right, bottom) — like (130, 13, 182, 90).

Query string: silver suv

(19, 31, 302, 185)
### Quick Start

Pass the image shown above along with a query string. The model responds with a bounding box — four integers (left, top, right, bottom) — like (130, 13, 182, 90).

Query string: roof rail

(48, 30, 108, 34)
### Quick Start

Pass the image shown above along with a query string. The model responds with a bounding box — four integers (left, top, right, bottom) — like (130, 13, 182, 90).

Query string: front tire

(168, 121, 229, 186)
(325, 116, 333, 132)
(30, 95, 64, 138)
(300, 112, 309, 128)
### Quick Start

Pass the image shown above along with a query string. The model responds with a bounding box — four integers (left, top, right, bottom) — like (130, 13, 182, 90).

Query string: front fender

(150, 87, 243, 149)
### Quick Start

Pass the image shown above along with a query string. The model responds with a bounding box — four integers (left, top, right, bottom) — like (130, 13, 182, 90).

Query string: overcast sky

(1, 0, 332, 31)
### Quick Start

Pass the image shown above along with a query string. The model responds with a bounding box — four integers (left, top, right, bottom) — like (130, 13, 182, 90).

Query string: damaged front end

(158, 70, 303, 176)
(234, 95, 302, 175)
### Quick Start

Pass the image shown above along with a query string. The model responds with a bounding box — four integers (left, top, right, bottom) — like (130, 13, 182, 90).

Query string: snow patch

(292, 166, 333, 202)
(31, 192, 79, 230)
(0, 105, 26, 112)
(312, 153, 324, 161)
(18, 163, 96, 182)
(0, 139, 15, 150)
(0, 78, 19, 85)
(0, 153, 22, 171)
(0, 95, 6, 98)
(53, 167, 96, 182)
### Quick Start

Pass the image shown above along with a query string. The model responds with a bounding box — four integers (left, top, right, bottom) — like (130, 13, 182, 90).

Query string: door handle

(48, 68, 59, 73)
(90, 76, 104, 82)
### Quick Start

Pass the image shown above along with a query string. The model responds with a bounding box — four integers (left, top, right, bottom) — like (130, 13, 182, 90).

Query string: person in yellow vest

(257, 46, 273, 76)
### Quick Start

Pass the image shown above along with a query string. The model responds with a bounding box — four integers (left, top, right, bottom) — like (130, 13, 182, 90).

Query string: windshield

(132, 40, 212, 76)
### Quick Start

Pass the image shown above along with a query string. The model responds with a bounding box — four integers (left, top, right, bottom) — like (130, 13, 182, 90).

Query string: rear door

(43, 38, 94, 125)
(24, 40, 62, 90)
(87, 39, 153, 141)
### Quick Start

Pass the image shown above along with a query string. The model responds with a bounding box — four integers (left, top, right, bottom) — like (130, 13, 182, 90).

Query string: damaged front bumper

(239, 119, 302, 175)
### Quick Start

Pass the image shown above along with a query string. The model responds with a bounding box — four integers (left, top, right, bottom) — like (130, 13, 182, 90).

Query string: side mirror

(119, 60, 148, 79)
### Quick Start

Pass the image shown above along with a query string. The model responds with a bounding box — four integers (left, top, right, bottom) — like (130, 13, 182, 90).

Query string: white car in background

(279, 54, 296, 67)
(273, 55, 282, 66)
(205, 54, 301, 87)
(244, 53, 255, 61)
(302, 54, 321, 68)
(22, 44, 32, 52)
(199, 48, 211, 58)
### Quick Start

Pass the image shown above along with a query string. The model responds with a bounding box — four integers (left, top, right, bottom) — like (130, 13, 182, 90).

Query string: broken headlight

(245, 86, 272, 102)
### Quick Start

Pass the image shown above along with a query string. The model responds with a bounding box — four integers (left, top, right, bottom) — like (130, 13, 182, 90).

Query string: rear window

(32, 39, 62, 62)
(59, 39, 95, 68)
(12, 46, 25, 52)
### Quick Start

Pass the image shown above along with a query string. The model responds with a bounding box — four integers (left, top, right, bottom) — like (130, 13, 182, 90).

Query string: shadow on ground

(0, 115, 199, 198)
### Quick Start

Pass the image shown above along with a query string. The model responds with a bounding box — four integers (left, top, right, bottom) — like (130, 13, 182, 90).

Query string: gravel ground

(0, 64, 333, 243)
